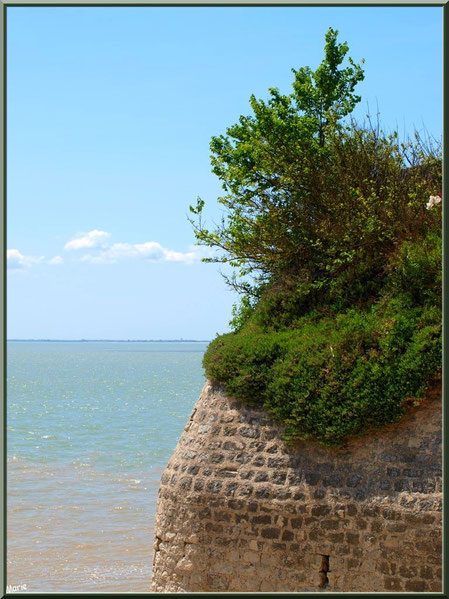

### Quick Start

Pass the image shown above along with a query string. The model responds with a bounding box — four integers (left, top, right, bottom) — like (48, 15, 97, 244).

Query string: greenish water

(7, 341, 208, 592)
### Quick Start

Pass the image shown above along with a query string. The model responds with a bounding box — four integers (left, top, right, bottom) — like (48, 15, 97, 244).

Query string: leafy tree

(190, 28, 440, 326)
(190, 27, 365, 302)
(291, 27, 365, 146)
(189, 28, 441, 446)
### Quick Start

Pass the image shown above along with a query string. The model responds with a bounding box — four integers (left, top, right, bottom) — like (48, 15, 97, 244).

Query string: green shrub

(204, 289, 441, 446)
(387, 233, 442, 306)
(194, 28, 442, 447)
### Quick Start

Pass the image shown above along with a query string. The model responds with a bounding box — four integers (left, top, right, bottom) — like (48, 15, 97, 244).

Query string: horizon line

(7, 338, 211, 343)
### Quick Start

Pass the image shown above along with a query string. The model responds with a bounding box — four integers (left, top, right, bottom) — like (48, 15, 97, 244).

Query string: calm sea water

(7, 340, 208, 593)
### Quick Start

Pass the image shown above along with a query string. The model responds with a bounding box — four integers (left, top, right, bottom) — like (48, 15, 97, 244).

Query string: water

(7, 340, 208, 593)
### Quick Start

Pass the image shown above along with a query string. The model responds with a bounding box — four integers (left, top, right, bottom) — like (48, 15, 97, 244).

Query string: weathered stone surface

(151, 380, 442, 592)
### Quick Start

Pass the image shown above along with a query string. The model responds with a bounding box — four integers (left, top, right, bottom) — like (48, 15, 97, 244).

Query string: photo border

(0, 1, 447, 596)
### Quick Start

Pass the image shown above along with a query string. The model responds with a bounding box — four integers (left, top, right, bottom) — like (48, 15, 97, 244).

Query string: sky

(7, 6, 443, 340)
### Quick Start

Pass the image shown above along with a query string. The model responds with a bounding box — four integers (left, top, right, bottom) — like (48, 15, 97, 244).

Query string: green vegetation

(190, 28, 442, 447)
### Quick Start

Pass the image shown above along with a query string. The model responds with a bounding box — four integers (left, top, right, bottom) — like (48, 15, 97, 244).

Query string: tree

(190, 27, 440, 327)
(189, 28, 365, 300)
(292, 27, 365, 146)
(193, 28, 442, 446)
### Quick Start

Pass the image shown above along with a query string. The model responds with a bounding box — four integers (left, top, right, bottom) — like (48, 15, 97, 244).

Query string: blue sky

(7, 6, 442, 339)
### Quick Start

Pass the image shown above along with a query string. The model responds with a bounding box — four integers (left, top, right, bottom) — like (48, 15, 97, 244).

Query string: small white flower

(426, 195, 442, 210)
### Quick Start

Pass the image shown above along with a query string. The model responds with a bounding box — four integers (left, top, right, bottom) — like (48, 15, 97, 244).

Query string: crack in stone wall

(151, 380, 442, 593)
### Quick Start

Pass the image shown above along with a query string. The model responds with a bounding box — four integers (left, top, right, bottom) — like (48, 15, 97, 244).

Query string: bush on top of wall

(191, 28, 442, 447)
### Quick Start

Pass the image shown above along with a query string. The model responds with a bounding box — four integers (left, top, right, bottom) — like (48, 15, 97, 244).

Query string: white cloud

(48, 255, 64, 265)
(64, 230, 111, 251)
(64, 227, 213, 266)
(7, 249, 44, 270)
(80, 241, 209, 265)
(8, 234, 212, 272)
(164, 245, 210, 264)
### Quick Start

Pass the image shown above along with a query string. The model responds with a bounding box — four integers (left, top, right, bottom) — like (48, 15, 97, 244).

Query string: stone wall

(151, 380, 442, 593)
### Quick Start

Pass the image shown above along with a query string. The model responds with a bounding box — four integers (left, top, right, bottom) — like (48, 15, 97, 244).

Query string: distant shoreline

(7, 339, 211, 343)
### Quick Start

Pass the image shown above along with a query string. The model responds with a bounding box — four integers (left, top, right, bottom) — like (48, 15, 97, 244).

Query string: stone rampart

(151, 380, 442, 592)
